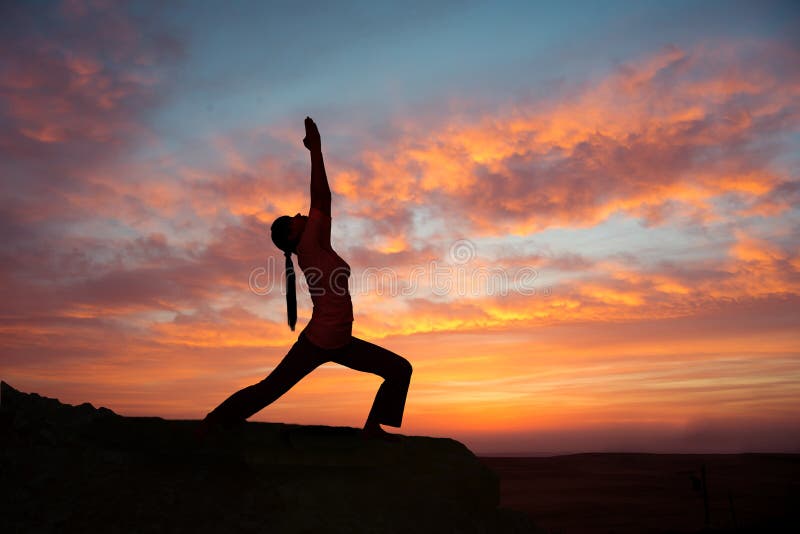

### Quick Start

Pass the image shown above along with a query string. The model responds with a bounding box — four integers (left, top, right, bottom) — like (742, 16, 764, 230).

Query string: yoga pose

(198, 117, 412, 440)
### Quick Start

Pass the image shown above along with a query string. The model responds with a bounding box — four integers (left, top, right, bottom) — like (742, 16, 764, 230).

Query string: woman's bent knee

(396, 356, 412, 380)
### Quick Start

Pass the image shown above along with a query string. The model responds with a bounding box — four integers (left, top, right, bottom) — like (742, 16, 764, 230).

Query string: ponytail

(271, 215, 298, 331)
(284, 250, 297, 331)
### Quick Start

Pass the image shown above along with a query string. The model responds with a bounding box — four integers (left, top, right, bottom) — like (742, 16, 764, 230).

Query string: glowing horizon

(1, 0, 799, 454)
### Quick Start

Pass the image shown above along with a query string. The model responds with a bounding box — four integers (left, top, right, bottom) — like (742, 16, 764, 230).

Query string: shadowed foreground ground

(0, 381, 537, 533)
(481, 453, 800, 534)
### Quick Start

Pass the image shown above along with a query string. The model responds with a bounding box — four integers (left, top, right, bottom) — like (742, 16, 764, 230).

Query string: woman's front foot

(361, 422, 403, 442)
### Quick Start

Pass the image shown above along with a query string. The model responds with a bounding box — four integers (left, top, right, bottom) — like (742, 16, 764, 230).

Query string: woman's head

(270, 213, 306, 254)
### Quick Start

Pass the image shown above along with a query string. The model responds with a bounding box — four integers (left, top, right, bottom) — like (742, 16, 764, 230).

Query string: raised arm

(303, 117, 331, 217)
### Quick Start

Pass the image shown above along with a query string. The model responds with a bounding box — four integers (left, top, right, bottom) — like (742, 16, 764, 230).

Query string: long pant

(205, 330, 412, 428)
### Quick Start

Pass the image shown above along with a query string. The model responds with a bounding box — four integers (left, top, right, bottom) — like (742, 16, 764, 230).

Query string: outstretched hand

(303, 116, 321, 152)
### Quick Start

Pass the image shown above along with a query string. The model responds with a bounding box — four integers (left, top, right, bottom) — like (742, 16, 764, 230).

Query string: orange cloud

(325, 41, 799, 238)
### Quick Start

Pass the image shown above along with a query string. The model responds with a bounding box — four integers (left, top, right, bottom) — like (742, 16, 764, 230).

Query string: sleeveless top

(295, 207, 354, 349)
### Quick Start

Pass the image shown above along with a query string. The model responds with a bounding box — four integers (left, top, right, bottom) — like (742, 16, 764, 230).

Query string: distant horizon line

(475, 450, 800, 457)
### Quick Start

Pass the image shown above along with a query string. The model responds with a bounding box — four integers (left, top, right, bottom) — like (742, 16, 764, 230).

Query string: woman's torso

(295, 209, 354, 348)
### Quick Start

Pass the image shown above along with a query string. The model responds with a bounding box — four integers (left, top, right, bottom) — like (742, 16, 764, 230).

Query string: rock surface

(1, 381, 538, 533)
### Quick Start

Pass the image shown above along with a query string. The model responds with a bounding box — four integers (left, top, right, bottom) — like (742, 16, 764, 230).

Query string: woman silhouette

(198, 117, 412, 440)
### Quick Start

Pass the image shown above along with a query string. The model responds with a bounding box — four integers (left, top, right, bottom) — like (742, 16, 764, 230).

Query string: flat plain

(480, 453, 800, 533)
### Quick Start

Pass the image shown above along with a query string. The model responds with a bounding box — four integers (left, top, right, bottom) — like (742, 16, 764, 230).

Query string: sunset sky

(2, 0, 799, 454)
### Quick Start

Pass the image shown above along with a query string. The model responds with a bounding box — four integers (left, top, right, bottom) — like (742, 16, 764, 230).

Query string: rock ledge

(1, 381, 537, 533)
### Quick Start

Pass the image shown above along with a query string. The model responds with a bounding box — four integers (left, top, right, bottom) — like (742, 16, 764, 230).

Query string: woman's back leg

(203, 334, 324, 426)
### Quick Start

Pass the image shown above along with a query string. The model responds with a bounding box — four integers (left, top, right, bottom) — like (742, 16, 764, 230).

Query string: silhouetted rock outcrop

(1, 381, 538, 533)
